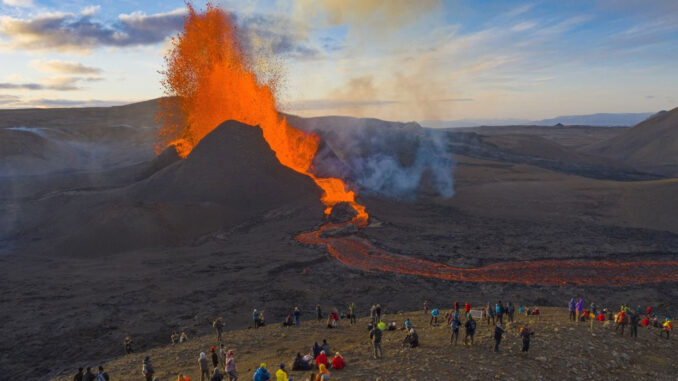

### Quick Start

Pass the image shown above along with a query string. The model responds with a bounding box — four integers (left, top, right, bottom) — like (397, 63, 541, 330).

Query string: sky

(0, 0, 677, 121)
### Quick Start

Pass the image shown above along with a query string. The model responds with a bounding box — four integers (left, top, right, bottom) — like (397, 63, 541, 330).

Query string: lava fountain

(159, 4, 678, 286)
(157, 3, 367, 225)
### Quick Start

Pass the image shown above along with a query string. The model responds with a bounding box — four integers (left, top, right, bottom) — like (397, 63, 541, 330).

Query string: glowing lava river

(296, 222, 678, 286)
(160, 4, 678, 288)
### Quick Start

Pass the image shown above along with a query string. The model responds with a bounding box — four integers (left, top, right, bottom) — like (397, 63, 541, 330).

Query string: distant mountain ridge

(422, 112, 655, 128)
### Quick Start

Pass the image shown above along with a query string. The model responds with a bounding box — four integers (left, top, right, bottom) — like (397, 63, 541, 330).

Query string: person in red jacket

(330, 352, 344, 370)
(315, 351, 328, 368)
(464, 302, 471, 318)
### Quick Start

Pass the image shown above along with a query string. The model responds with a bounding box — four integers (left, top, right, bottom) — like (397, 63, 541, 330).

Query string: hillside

(54, 307, 676, 381)
(591, 107, 678, 176)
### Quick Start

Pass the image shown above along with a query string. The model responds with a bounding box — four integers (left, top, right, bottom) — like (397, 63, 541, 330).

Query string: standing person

(253, 309, 260, 329)
(211, 367, 224, 381)
(316, 304, 323, 322)
(213, 317, 224, 341)
(430, 308, 440, 326)
(630, 312, 639, 339)
(275, 363, 288, 381)
(253, 363, 270, 381)
(73, 368, 84, 381)
(349, 302, 357, 325)
(575, 299, 585, 322)
(369, 324, 383, 359)
(486, 302, 495, 326)
(199, 352, 210, 381)
(569, 298, 576, 322)
(495, 301, 504, 324)
(142, 357, 154, 381)
(494, 323, 505, 352)
(590, 302, 598, 317)
(454, 301, 460, 313)
(96, 366, 109, 381)
(464, 302, 471, 319)
(662, 318, 672, 340)
(210, 346, 219, 368)
(507, 302, 515, 323)
(320, 339, 331, 355)
(83, 368, 96, 381)
(520, 324, 534, 353)
(464, 314, 476, 346)
(424, 300, 430, 315)
(124, 336, 133, 354)
(219, 344, 228, 367)
(375, 304, 382, 322)
(450, 313, 461, 345)
(293, 307, 301, 327)
(225, 350, 237, 381)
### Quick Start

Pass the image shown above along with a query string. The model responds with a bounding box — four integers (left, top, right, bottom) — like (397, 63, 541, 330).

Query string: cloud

(0, 8, 187, 52)
(2, 0, 33, 8)
(0, 75, 101, 91)
(0, 94, 20, 105)
(81, 5, 101, 16)
(511, 21, 536, 32)
(31, 59, 102, 75)
(236, 13, 319, 60)
(504, 3, 535, 18)
(296, 0, 439, 28)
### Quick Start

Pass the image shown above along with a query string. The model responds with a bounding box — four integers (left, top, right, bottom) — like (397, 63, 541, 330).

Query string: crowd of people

(71, 298, 672, 381)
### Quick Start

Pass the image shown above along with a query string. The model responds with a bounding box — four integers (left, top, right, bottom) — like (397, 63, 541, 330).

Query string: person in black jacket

(494, 323, 505, 352)
(520, 324, 534, 353)
(464, 315, 477, 346)
(83, 367, 96, 381)
(73, 368, 83, 381)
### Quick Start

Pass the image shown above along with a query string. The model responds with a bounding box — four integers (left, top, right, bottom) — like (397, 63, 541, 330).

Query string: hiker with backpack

(253, 309, 261, 329)
(199, 352, 210, 381)
(464, 314, 477, 346)
(495, 301, 504, 324)
(369, 323, 383, 359)
(520, 324, 534, 353)
(96, 366, 109, 381)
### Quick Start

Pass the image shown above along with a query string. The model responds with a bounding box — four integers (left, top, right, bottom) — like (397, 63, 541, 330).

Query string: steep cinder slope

(3, 120, 323, 257)
(591, 107, 678, 176)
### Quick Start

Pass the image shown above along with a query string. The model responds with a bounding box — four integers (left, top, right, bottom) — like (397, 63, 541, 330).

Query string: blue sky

(0, 0, 676, 120)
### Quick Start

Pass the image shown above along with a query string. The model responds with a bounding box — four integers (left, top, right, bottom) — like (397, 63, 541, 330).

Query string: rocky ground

(54, 307, 676, 381)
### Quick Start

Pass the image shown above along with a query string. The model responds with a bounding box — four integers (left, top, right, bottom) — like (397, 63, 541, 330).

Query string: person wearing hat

(253, 363, 270, 381)
(224, 350, 237, 381)
(210, 346, 219, 368)
(314, 363, 330, 381)
(275, 363, 289, 381)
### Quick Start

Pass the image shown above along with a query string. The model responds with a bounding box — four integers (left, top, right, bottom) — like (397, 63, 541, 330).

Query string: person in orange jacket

(314, 363, 330, 381)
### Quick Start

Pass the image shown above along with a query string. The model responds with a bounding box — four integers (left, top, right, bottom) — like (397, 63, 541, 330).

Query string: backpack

(495, 304, 502, 314)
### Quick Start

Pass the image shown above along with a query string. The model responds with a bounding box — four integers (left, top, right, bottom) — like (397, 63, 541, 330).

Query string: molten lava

(157, 3, 367, 225)
(296, 222, 678, 286)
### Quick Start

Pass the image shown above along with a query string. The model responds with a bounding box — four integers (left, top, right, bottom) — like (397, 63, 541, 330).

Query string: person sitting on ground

(331, 352, 345, 370)
(180, 331, 189, 343)
(314, 363, 330, 381)
(224, 350, 237, 381)
(210, 346, 219, 368)
(253, 363, 270, 381)
(275, 363, 288, 381)
(404, 328, 419, 348)
(320, 339, 331, 355)
(177, 372, 192, 381)
(83, 367, 95, 381)
(315, 350, 328, 368)
(293, 352, 312, 371)
(312, 342, 322, 358)
(199, 352, 210, 381)
(210, 367, 224, 381)
(96, 366, 110, 381)
(171, 331, 179, 344)
(388, 321, 397, 330)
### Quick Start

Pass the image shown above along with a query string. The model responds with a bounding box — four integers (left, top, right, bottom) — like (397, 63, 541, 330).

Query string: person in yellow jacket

(275, 363, 288, 381)
(662, 318, 672, 340)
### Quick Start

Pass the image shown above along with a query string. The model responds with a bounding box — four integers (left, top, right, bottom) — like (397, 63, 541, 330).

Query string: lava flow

(296, 222, 678, 286)
(157, 3, 367, 225)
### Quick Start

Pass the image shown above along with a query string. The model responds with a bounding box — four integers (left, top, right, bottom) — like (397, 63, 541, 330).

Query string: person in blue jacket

(430, 308, 440, 326)
(253, 363, 270, 381)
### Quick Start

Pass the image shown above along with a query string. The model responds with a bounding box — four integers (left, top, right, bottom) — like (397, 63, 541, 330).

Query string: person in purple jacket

(568, 298, 576, 322)
(575, 298, 585, 322)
